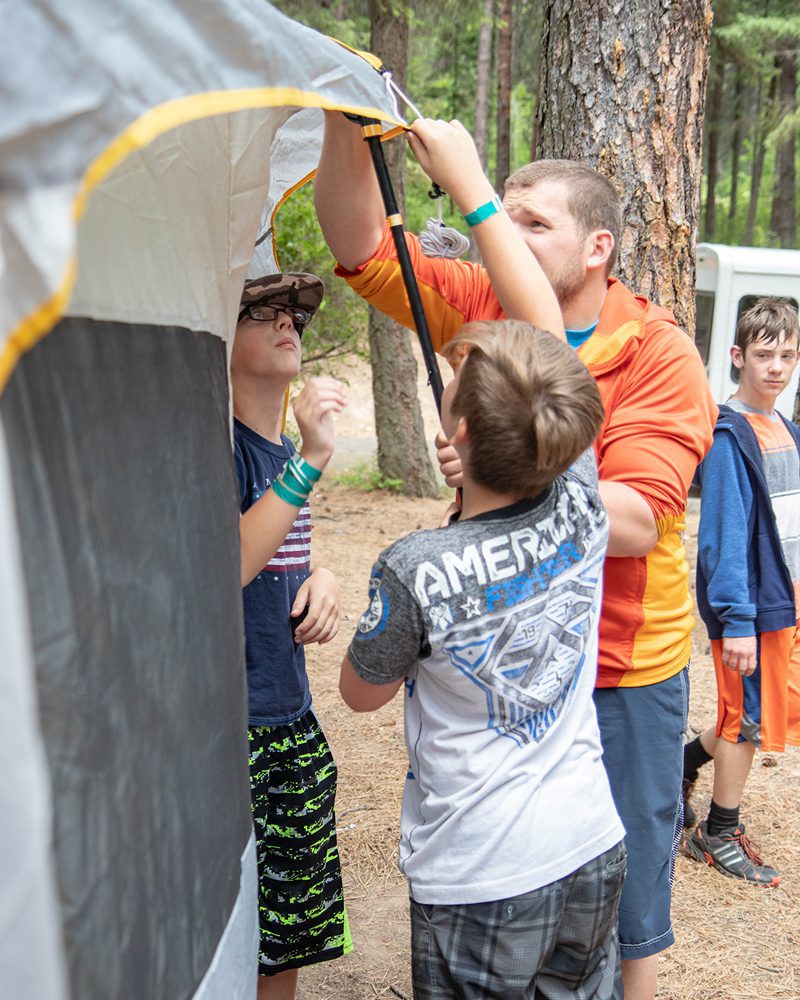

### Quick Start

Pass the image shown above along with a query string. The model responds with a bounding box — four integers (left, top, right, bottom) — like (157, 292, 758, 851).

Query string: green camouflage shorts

(248, 709, 352, 975)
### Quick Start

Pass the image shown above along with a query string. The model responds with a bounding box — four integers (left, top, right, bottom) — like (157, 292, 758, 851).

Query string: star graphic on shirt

(460, 595, 482, 619)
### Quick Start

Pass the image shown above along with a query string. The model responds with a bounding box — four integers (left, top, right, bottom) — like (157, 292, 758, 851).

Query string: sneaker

(682, 778, 696, 829)
(684, 821, 781, 886)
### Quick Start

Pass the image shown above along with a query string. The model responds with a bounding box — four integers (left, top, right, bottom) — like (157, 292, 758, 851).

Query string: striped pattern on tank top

(729, 398, 800, 614)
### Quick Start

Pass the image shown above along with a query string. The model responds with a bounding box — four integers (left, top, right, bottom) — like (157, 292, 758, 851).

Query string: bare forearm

(339, 655, 403, 711)
(407, 120, 564, 338)
(239, 492, 300, 587)
(315, 111, 386, 270)
(236, 377, 344, 586)
(599, 480, 658, 557)
(468, 209, 564, 338)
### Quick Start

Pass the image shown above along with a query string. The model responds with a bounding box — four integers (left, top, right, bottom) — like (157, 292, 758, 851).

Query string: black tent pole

(347, 115, 444, 414)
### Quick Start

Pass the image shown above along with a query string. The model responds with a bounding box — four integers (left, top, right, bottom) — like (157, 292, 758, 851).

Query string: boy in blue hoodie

(683, 297, 800, 886)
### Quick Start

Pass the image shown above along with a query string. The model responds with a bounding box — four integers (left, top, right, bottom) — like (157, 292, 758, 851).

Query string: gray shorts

(409, 841, 626, 999)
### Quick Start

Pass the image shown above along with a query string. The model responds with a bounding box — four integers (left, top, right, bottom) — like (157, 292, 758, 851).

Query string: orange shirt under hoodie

(337, 225, 717, 688)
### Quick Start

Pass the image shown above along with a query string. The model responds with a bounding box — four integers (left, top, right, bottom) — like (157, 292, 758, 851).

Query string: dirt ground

(292, 347, 800, 1000)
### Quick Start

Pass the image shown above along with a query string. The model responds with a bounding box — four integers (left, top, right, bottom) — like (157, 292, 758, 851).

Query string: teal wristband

(292, 454, 323, 484)
(463, 193, 503, 227)
(283, 464, 310, 496)
(272, 475, 307, 507)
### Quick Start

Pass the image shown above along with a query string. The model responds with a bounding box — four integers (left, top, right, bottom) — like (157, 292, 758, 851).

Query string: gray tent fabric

(0, 424, 68, 1000)
(1, 320, 252, 999)
(0, 2, 402, 997)
(1, 0, 401, 379)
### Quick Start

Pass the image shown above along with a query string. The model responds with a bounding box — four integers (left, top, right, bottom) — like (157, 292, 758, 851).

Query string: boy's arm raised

(407, 118, 564, 338)
(315, 113, 563, 338)
(239, 378, 345, 587)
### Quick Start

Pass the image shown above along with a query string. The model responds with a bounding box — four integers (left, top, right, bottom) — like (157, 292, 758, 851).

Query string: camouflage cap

(239, 272, 324, 322)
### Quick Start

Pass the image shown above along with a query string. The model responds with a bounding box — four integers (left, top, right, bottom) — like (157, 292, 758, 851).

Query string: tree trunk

(769, 49, 797, 248)
(743, 73, 777, 245)
(495, 0, 512, 191)
(368, 0, 438, 497)
(703, 60, 724, 241)
(474, 0, 494, 171)
(536, 0, 712, 337)
(728, 66, 744, 225)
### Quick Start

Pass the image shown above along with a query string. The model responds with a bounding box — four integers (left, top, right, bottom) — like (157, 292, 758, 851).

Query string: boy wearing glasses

(233, 273, 350, 999)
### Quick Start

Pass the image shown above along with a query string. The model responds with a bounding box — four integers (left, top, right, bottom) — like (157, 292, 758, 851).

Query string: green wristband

(272, 475, 307, 507)
(292, 454, 323, 483)
(283, 464, 310, 496)
(463, 193, 503, 227)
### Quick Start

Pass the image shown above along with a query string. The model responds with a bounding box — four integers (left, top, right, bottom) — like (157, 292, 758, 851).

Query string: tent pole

(348, 116, 444, 415)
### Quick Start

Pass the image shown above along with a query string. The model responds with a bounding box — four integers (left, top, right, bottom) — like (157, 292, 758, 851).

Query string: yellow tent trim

(1, 85, 406, 394)
(267, 123, 405, 267)
(329, 38, 385, 72)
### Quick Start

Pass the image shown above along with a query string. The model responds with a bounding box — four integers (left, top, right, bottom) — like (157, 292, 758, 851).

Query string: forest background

(272, 0, 800, 492)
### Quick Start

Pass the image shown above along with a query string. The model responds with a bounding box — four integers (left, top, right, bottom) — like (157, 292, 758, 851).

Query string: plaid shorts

(249, 710, 352, 976)
(409, 841, 626, 999)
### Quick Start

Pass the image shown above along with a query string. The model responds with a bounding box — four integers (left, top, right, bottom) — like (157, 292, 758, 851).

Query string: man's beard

(548, 259, 586, 311)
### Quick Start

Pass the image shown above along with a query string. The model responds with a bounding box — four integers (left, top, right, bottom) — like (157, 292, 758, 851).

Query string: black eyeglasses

(238, 303, 312, 335)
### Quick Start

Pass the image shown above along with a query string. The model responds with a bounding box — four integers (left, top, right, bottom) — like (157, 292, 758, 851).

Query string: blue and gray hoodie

(695, 404, 800, 641)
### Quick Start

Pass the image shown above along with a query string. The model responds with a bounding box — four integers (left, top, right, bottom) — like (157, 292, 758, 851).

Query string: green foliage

(332, 461, 404, 492)
(701, 142, 779, 246)
(270, 0, 369, 47)
(716, 15, 800, 55)
(702, 0, 800, 249)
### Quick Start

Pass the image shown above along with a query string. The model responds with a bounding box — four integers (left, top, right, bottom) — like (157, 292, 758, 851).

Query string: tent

(0, 3, 401, 997)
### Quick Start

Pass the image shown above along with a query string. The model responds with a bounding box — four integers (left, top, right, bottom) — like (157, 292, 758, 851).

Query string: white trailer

(695, 243, 800, 420)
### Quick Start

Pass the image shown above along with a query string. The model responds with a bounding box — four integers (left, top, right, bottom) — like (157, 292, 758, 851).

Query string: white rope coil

(419, 218, 471, 258)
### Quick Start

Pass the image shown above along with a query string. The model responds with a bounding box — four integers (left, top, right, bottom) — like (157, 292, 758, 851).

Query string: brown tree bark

(703, 61, 724, 241)
(368, 0, 438, 497)
(495, 0, 512, 191)
(769, 49, 797, 248)
(536, 0, 712, 337)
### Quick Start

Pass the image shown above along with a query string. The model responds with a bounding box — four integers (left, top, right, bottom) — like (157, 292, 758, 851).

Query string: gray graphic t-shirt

(348, 459, 624, 905)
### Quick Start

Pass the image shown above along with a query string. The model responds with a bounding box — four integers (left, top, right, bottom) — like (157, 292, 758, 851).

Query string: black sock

(707, 800, 739, 835)
(683, 737, 712, 782)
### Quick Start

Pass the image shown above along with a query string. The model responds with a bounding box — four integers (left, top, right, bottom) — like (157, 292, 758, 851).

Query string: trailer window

(695, 291, 714, 365)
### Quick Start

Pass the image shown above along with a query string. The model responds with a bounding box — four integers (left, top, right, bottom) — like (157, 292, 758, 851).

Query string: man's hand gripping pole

(344, 114, 444, 414)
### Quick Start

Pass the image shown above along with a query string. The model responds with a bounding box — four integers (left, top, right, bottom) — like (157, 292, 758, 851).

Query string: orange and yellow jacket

(337, 225, 717, 688)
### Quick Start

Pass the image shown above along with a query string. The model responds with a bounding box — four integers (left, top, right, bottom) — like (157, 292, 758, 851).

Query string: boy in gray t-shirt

(340, 320, 626, 1000)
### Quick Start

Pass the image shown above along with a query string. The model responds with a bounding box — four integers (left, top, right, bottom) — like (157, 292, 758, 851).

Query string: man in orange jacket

(314, 114, 716, 1000)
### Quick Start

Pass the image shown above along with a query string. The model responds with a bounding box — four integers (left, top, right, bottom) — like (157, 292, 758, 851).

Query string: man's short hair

(735, 297, 800, 354)
(505, 160, 622, 274)
(441, 320, 604, 497)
